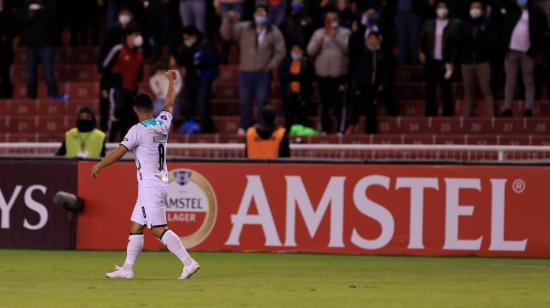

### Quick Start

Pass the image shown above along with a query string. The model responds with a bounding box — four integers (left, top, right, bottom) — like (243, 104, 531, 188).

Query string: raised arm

(91, 145, 129, 178)
(162, 70, 178, 114)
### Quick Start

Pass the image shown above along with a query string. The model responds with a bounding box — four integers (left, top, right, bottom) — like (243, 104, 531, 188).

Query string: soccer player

(91, 70, 200, 280)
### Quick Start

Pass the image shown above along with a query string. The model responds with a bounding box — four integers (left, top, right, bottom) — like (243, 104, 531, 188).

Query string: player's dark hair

(133, 92, 154, 112)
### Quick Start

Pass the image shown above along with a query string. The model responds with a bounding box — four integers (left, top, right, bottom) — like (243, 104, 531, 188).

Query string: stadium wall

(0, 159, 76, 249)
(75, 161, 550, 258)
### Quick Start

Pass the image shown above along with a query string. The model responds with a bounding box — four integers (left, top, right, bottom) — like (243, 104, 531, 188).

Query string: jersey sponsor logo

(167, 169, 217, 248)
(153, 134, 168, 144)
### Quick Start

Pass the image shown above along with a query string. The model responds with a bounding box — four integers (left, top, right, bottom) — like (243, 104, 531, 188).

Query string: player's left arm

(91, 145, 129, 178)
(161, 70, 178, 114)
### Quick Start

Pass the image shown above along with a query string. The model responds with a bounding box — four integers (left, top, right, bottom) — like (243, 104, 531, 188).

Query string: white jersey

(121, 111, 172, 187)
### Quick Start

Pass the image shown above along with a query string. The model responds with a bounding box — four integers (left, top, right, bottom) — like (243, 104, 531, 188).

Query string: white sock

(161, 230, 194, 267)
(123, 233, 144, 270)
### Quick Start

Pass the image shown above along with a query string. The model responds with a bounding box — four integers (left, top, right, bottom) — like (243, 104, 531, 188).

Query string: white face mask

(361, 16, 368, 26)
(119, 15, 131, 26)
(436, 8, 448, 19)
(470, 8, 482, 19)
(331, 21, 339, 28)
(133, 35, 143, 47)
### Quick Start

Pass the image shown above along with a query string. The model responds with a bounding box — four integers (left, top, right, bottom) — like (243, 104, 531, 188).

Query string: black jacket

(350, 44, 391, 87)
(176, 37, 220, 83)
(280, 11, 315, 49)
(20, 1, 55, 48)
(279, 57, 314, 102)
(458, 16, 497, 64)
(0, 7, 16, 54)
(420, 18, 461, 63)
(495, 2, 548, 56)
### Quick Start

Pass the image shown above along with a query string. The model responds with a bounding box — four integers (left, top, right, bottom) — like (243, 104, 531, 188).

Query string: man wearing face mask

(221, 4, 287, 135)
(347, 31, 391, 134)
(101, 26, 145, 141)
(419, 0, 460, 117)
(459, 1, 497, 117)
(499, 0, 547, 117)
(56, 107, 106, 158)
(98, 8, 139, 132)
(307, 6, 351, 134)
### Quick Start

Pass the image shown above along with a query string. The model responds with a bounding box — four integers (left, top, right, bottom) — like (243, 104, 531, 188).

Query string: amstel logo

(167, 168, 217, 248)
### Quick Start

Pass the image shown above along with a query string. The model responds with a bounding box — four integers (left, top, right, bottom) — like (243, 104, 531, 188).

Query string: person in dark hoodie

(245, 105, 290, 159)
(175, 26, 220, 133)
(459, 0, 497, 117)
(498, 0, 548, 117)
(347, 31, 390, 134)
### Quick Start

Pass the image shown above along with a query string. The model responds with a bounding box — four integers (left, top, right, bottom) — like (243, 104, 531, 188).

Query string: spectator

(279, 44, 313, 129)
(459, 1, 496, 117)
(149, 59, 183, 118)
(307, 6, 351, 134)
(265, 0, 287, 27)
(419, 0, 460, 116)
(389, 0, 425, 64)
(0, 0, 15, 98)
(146, 0, 179, 60)
(215, 0, 246, 63)
(67, 0, 99, 46)
(21, 0, 67, 100)
(56, 106, 106, 158)
(280, 0, 315, 49)
(335, 0, 354, 28)
(175, 26, 220, 133)
(215, 0, 245, 19)
(347, 31, 390, 134)
(349, 7, 398, 117)
(221, 4, 286, 135)
(245, 105, 290, 158)
(98, 8, 138, 132)
(500, 0, 548, 117)
(101, 25, 145, 141)
(179, 0, 207, 35)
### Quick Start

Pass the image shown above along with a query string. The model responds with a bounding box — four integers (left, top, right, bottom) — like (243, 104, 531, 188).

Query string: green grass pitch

(0, 250, 549, 307)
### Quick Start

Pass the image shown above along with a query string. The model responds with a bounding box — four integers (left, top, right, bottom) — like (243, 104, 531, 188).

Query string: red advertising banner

(77, 161, 550, 257)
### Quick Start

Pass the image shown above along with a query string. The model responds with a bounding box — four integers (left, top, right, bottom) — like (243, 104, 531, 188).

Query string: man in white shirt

(91, 70, 200, 280)
(501, 0, 548, 117)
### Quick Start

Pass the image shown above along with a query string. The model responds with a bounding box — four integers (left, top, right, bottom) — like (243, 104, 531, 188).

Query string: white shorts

(130, 185, 168, 229)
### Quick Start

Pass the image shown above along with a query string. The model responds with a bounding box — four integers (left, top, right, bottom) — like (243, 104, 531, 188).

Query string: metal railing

(2, 142, 550, 162)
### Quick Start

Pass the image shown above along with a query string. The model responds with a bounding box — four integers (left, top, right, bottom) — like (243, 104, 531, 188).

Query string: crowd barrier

(2, 158, 550, 257)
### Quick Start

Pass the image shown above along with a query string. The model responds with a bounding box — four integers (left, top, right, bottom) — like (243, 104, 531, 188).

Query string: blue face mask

(291, 3, 303, 13)
(255, 15, 267, 25)
(516, 0, 528, 7)
(291, 53, 303, 61)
